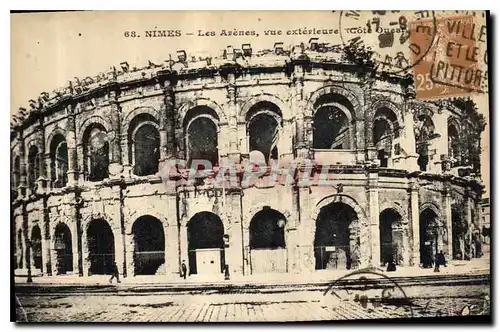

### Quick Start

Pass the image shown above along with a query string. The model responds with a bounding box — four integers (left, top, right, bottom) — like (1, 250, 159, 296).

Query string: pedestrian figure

(181, 260, 187, 280)
(434, 253, 441, 272)
(109, 261, 121, 283)
(224, 264, 230, 280)
(437, 251, 447, 267)
(386, 259, 396, 272)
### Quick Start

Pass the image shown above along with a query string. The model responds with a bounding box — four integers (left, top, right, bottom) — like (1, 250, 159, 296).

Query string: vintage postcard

(11, 10, 490, 323)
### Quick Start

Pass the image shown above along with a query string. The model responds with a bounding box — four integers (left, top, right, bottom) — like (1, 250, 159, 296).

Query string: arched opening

(448, 123, 461, 167)
(83, 125, 109, 182)
(87, 219, 115, 275)
(419, 208, 442, 268)
(17, 230, 24, 269)
(415, 115, 435, 172)
(128, 114, 160, 176)
(247, 102, 282, 163)
(373, 107, 398, 168)
(185, 107, 219, 168)
(187, 212, 225, 275)
(452, 205, 467, 260)
(28, 145, 40, 190)
(54, 223, 73, 274)
(249, 207, 287, 273)
(31, 225, 42, 270)
(132, 216, 165, 275)
(312, 94, 353, 150)
(50, 134, 68, 188)
(314, 201, 359, 270)
(379, 209, 403, 266)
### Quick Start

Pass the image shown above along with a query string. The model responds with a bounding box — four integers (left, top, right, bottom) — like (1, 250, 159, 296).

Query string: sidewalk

(15, 256, 489, 287)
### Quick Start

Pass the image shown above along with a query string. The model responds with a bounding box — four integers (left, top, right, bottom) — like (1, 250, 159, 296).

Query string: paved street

(15, 278, 490, 322)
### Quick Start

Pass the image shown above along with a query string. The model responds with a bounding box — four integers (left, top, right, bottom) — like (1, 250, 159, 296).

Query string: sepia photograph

(10, 10, 491, 323)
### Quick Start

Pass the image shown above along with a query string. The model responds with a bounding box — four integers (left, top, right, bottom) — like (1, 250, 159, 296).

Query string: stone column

(71, 218, 79, 275)
(76, 144, 85, 184)
(432, 108, 449, 173)
(18, 131, 27, 198)
(297, 186, 314, 273)
(179, 222, 188, 267)
(163, 79, 176, 161)
(292, 67, 307, 158)
(113, 224, 125, 276)
(465, 195, 473, 258)
(409, 180, 420, 266)
(36, 125, 48, 194)
(42, 207, 52, 276)
(443, 186, 453, 259)
(108, 90, 123, 178)
(125, 231, 134, 276)
(368, 172, 380, 267)
(397, 108, 419, 171)
(165, 194, 180, 276)
(66, 108, 78, 186)
(227, 191, 244, 277)
(226, 73, 240, 164)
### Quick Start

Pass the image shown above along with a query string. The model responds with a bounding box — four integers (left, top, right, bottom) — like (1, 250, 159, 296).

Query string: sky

(10, 11, 490, 197)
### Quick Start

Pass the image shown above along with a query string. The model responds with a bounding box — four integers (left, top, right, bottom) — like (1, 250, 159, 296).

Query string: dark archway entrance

(379, 209, 403, 266)
(249, 207, 287, 273)
(187, 212, 225, 275)
(31, 225, 42, 271)
(54, 223, 73, 275)
(132, 216, 165, 275)
(314, 202, 359, 270)
(87, 219, 115, 275)
(419, 209, 442, 268)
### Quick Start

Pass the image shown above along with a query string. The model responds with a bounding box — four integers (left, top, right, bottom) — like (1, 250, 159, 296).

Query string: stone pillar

(108, 90, 123, 178)
(49, 244, 58, 276)
(432, 108, 449, 173)
(292, 66, 307, 158)
(297, 186, 314, 273)
(66, 108, 78, 186)
(42, 207, 52, 276)
(368, 172, 380, 267)
(396, 109, 419, 171)
(226, 73, 240, 163)
(163, 79, 176, 161)
(165, 194, 180, 276)
(227, 192, 244, 277)
(81, 226, 90, 276)
(125, 231, 134, 277)
(179, 222, 188, 267)
(76, 144, 85, 184)
(465, 196, 473, 258)
(44, 153, 52, 189)
(443, 186, 453, 259)
(36, 125, 48, 194)
(120, 135, 132, 177)
(71, 219, 79, 275)
(18, 131, 27, 198)
(113, 224, 125, 276)
(409, 181, 420, 266)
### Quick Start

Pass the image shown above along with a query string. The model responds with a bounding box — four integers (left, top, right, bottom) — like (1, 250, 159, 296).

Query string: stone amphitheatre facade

(11, 42, 486, 280)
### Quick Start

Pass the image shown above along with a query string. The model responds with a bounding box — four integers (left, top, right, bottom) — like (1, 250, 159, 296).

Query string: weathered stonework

(11, 44, 485, 280)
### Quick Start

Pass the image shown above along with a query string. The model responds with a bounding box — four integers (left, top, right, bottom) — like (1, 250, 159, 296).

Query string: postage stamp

(411, 14, 488, 99)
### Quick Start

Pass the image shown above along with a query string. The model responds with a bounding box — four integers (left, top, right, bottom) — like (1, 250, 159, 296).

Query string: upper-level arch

(77, 115, 113, 146)
(306, 85, 361, 117)
(177, 98, 226, 128)
(239, 94, 290, 122)
(121, 106, 160, 137)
